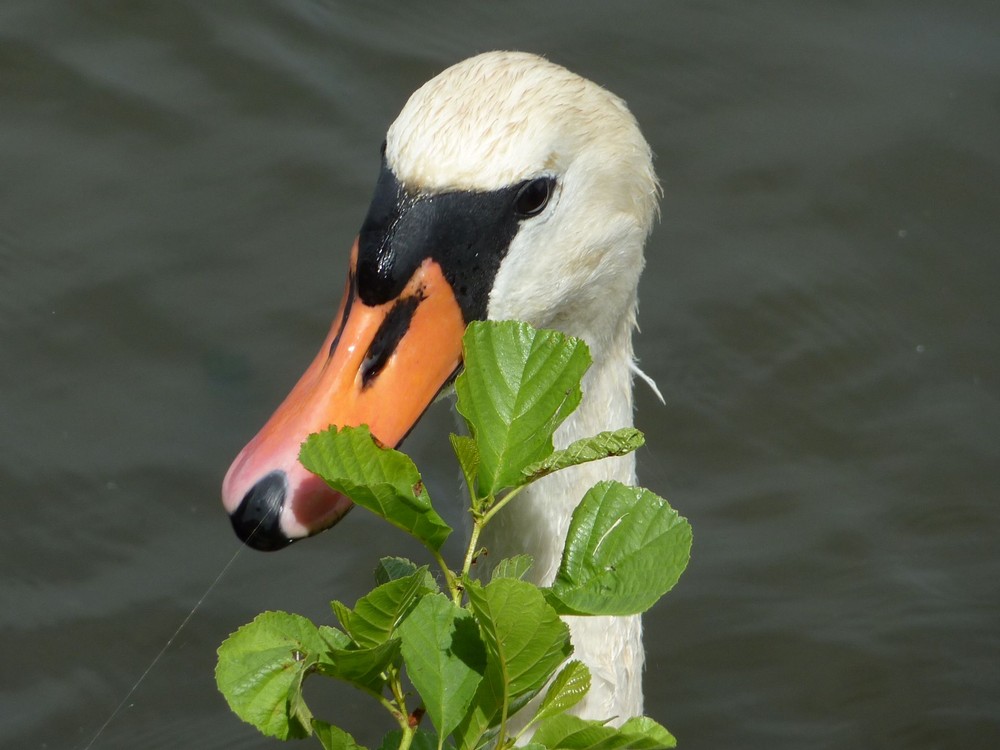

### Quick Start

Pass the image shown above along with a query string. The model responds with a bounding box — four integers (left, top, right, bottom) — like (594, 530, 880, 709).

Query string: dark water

(3, 2, 998, 748)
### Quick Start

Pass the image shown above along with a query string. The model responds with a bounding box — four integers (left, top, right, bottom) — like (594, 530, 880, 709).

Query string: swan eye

(514, 177, 554, 218)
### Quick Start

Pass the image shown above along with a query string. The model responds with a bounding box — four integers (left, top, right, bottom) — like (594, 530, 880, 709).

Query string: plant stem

(376, 692, 404, 723)
(480, 483, 528, 527)
(460, 511, 486, 581)
(397, 724, 417, 750)
(388, 666, 408, 717)
(456, 484, 530, 595)
(496, 692, 511, 750)
(430, 548, 460, 602)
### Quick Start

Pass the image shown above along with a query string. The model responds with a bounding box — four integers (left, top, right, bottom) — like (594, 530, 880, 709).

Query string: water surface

(2, 2, 998, 748)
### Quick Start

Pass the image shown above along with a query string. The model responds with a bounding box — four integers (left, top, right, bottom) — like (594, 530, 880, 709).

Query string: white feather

(389, 51, 659, 724)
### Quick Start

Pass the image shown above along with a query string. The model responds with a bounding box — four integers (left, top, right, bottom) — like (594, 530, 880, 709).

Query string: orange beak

(222, 238, 465, 550)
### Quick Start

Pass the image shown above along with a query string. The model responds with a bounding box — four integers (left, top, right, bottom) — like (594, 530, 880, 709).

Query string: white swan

(223, 51, 659, 722)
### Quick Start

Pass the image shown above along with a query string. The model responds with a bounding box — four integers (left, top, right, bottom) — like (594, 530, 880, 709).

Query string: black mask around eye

(356, 158, 557, 323)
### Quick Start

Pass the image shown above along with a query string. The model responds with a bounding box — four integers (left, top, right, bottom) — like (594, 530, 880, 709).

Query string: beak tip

(229, 470, 296, 552)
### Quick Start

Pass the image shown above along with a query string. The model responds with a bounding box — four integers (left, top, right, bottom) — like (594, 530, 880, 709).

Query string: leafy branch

(216, 320, 692, 750)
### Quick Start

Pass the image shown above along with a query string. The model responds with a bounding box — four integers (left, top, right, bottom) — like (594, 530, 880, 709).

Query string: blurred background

(2, 2, 998, 748)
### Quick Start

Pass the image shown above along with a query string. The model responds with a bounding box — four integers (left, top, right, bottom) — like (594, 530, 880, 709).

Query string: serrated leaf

(398, 594, 486, 741)
(619, 717, 678, 749)
(490, 555, 533, 582)
(454, 578, 573, 750)
(374, 557, 438, 591)
(452, 662, 503, 750)
(449, 433, 480, 502)
(531, 660, 591, 726)
(300, 425, 452, 551)
(532, 713, 676, 750)
(345, 570, 432, 648)
(455, 320, 591, 496)
(454, 578, 572, 749)
(288, 674, 315, 735)
(215, 611, 329, 739)
(314, 721, 367, 750)
(547, 482, 691, 617)
(467, 578, 571, 698)
(331, 600, 355, 638)
(318, 624, 353, 650)
(521, 429, 645, 483)
(374, 556, 419, 585)
(320, 639, 401, 693)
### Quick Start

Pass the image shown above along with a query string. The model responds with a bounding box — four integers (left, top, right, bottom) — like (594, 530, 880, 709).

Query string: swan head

(223, 51, 658, 550)
(389, 51, 657, 345)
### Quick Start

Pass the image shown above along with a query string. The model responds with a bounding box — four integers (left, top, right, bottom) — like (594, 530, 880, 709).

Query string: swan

(222, 51, 659, 723)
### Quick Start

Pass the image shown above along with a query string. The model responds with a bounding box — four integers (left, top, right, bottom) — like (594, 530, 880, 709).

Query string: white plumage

(388, 51, 659, 721)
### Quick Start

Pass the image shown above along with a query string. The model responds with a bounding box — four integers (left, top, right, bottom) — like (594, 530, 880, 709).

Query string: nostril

(360, 295, 421, 388)
(230, 471, 294, 552)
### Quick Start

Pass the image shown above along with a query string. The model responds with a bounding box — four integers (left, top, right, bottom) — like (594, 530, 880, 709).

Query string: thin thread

(80, 539, 250, 750)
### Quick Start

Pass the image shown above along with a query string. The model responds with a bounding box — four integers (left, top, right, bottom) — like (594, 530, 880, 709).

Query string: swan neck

(478, 314, 645, 723)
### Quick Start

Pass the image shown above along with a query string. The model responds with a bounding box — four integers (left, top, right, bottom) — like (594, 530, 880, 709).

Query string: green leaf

(398, 594, 486, 740)
(331, 600, 356, 639)
(449, 433, 480, 501)
(215, 611, 329, 740)
(619, 717, 678, 749)
(300, 425, 452, 551)
(455, 578, 572, 750)
(532, 714, 676, 750)
(467, 578, 571, 698)
(375, 557, 438, 591)
(455, 320, 591, 496)
(490, 554, 533, 582)
(452, 670, 502, 750)
(314, 722, 368, 750)
(320, 639, 401, 693)
(344, 570, 432, 648)
(547, 482, 692, 617)
(288, 674, 315, 736)
(521, 429, 645, 483)
(318, 624, 353, 650)
(531, 660, 591, 726)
